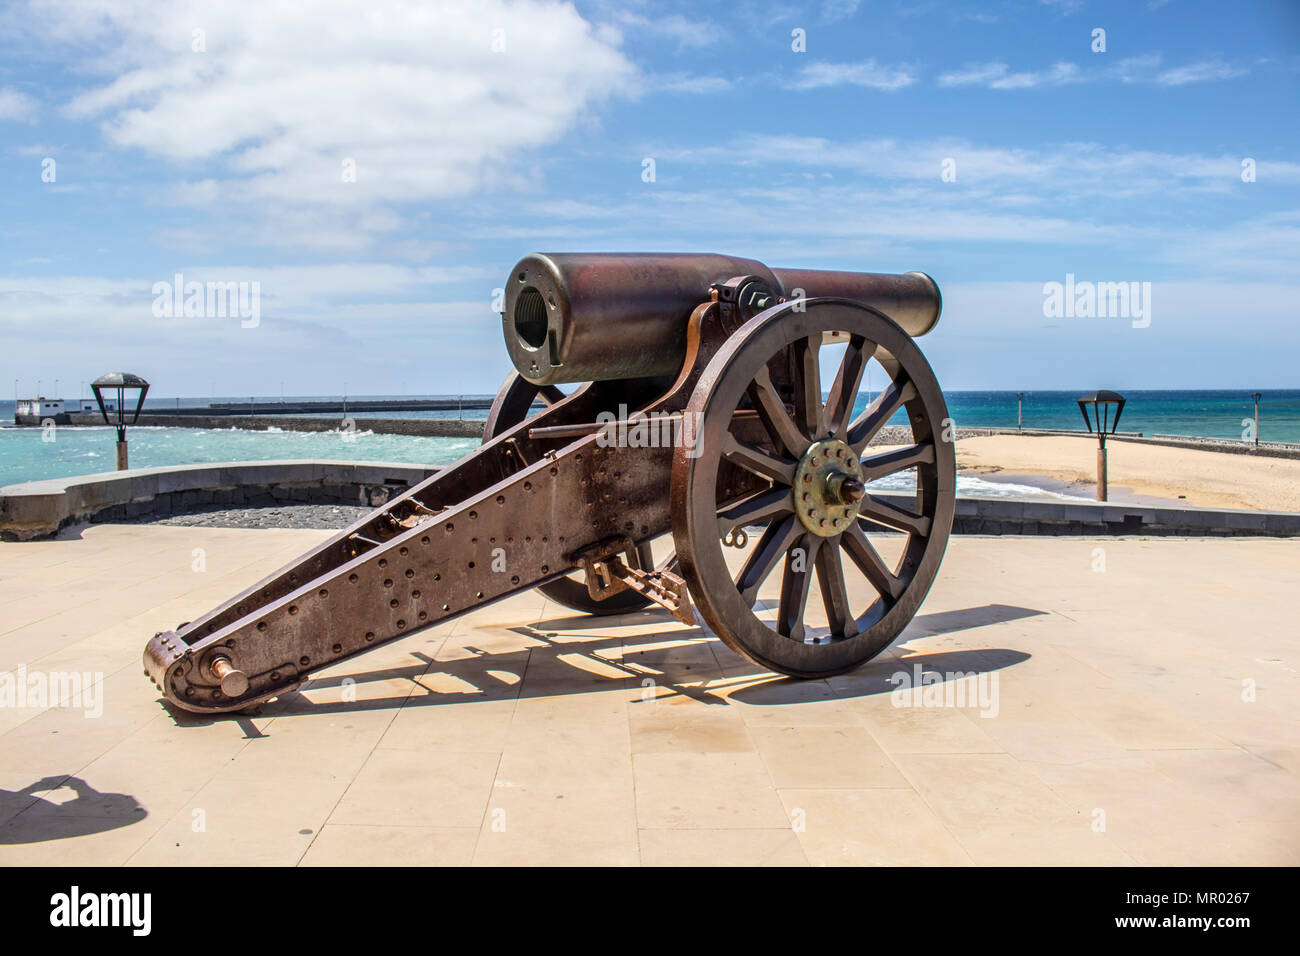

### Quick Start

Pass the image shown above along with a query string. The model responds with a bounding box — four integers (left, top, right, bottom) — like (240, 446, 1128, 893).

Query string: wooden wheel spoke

(748, 366, 811, 459)
(777, 534, 821, 640)
(792, 334, 825, 439)
(842, 523, 905, 601)
(718, 486, 794, 538)
(824, 335, 870, 440)
(856, 496, 932, 536)
(735, 514, 800, 606)
(815, 542, 859, 638)
(846, 377, 917, 455)
(722, 433, 796, 485)
(859, 442, 935, 482)
(538, 385, 565, 406)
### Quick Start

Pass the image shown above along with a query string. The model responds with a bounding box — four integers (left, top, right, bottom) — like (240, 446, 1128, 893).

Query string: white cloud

(1156, 59, 1249, 86)
(35, 0, 634, 208)
(646, 72, 732, 94)
(819, 0, 861, 22)
(574, 136, 1300, 281)
(613, 11, 718, 48)
(944, 279, 1300, 338)
(787, 60, 916, 91)
(10, 143, 61, 156)
(939, 61, 1081, 89)
(940, 55, 1248, 90)
(1039, 0, 1085, 13)
(1147, 210, 1300, 278)
(936, 63, 1007, 87)
(1112, 54, 1163, 83)
(659, 135, 1300, 191)
(0, 262, 492, 327)
(0, 262, 512, 395)
(928, 278, 1300, 390)
(0, 87, 37, 122)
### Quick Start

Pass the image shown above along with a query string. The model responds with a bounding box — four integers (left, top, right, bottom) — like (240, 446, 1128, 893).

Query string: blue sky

(1, 0, 1297, 398)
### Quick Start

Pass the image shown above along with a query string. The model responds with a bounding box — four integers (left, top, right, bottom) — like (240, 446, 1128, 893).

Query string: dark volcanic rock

(120, 503, 372, 530)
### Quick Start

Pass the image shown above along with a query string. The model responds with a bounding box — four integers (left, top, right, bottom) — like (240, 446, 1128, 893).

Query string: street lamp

(90, 372, 150, 471)
(1077, 390, 1126, 502)
(1017, 391, 1024, 433)
(1252, 392, 1261, 447)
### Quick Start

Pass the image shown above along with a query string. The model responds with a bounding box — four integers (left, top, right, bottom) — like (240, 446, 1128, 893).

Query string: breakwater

(206, 397, 494, 415)
(24, 412, 487, 438)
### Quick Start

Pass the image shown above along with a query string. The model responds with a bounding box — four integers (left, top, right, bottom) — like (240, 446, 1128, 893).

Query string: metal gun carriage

(144, 252, 955, 713)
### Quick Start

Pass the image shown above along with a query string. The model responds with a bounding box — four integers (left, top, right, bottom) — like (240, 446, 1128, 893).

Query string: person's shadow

(0, 775, 146, 844)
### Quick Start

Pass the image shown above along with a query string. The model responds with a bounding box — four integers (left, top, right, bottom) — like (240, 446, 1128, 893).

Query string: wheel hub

(793, 438, 866, 537)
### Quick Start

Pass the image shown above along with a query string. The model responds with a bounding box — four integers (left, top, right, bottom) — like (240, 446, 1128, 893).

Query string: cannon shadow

(158, 601, 1043, 723)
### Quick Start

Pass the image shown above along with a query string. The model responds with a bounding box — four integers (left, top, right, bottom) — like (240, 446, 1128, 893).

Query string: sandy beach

(955, 435, 1300, 512)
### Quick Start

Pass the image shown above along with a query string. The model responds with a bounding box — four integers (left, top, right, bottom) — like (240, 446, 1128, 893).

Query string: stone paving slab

(0, 524, 1297, 866)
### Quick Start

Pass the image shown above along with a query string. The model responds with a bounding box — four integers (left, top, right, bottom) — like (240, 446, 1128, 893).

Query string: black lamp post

(1251, 392, 1261, 447)
(1077, 390, 1126, 501)
(91, 372, 150, 470)
(1017, 391, 1024, 433)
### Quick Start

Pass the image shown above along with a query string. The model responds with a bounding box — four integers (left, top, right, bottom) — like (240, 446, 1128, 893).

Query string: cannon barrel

(503, 253, 941, 385)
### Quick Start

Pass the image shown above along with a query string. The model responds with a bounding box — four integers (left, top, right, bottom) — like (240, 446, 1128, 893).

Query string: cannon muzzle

(503, 253, 942, 385)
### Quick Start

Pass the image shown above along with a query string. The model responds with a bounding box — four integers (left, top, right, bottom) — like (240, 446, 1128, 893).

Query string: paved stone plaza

(1, 523, 1296, 865)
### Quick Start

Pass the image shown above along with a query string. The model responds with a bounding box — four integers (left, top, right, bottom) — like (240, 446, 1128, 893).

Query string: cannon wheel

(484, 372, 657, 616)
(671, 299, 956, 678)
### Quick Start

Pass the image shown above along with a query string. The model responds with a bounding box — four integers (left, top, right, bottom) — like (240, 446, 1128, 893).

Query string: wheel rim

(671, 299, 955, 677)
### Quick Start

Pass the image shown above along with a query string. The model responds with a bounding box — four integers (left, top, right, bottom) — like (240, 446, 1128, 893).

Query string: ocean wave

(869, 471, 1089, 501)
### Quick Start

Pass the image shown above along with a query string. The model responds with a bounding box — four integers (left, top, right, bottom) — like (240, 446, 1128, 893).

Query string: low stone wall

(4, 459, 1299, 542)
(845, 493, 1300, 537)
(0, 460, 438, 540)
(942, 493, 1300, 537)
(1121, 433, 1300, 460)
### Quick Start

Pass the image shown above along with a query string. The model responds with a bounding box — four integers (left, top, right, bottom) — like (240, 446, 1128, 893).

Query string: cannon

(144, 253, 955, 713)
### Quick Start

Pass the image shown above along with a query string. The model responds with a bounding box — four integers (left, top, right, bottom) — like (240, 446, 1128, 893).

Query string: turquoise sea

(1, 390, 1296, 489)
